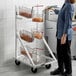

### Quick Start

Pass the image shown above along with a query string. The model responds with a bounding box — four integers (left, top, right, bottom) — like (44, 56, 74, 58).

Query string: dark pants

(57, 38, 72, 74)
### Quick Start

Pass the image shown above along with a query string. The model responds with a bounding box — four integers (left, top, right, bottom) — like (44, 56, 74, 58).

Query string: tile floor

(0, 58, 76, 76)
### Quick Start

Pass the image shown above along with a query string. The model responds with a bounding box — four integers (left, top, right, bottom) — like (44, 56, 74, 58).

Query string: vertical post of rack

(15, 5, 17, 58)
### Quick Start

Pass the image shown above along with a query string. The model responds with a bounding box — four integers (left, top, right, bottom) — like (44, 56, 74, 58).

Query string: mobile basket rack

(15, 5, 57, 73)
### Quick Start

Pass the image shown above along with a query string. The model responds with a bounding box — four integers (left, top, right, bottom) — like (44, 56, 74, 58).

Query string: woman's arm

(61, 4, 72, 44)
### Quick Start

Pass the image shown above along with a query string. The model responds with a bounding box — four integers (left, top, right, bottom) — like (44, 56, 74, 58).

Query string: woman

(50, 0, 75, 76)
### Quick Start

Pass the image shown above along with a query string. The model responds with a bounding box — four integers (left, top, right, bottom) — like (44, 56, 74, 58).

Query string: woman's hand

(61, 34, 67, 44)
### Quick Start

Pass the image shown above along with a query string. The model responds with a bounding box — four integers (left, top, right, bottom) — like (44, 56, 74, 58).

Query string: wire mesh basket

(19, 7, 32, 18)
(20, 30, 34, 42)
(20, 47, 32, 57)
(33, 31, 43, 39)
(32, 5, 44, 22)
(26, 45, 46, 64)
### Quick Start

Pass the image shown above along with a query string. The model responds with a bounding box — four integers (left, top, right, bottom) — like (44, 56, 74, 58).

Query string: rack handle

(32, 5, 44, 8)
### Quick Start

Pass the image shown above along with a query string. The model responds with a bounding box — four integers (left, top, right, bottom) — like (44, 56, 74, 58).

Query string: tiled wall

(0, 0, 15, 65)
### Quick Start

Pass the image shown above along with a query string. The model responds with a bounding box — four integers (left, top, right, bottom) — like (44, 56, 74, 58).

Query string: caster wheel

(31, 68, 37, 73)
(15, 60, 20, 66)
(45, 64, 51, 69)
(73, 56, 76, 60)
(75, 15, 76, 19)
